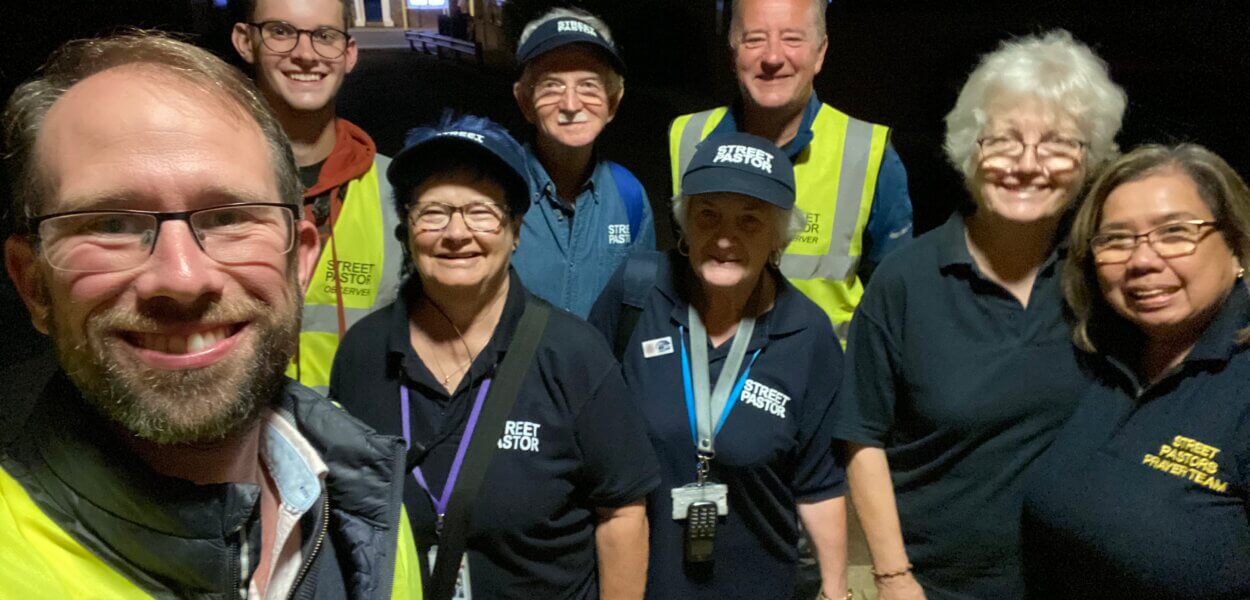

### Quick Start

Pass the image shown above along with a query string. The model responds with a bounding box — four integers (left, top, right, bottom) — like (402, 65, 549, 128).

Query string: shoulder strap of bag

(428, 298, 551, 600)
(607, 161, 644, 243)
(613, 251, 661, 361)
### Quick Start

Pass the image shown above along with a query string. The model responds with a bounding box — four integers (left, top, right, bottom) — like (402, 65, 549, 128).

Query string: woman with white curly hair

(830, 31, 1127, 599)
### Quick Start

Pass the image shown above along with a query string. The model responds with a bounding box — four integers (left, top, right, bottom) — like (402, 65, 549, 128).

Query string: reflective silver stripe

(302, 303, 378, 332)
(677, 110, 718, 181)
(373, 154, 403, 306)
(779, 253, 857, 281)
(308, 384, 329, 395)
(779, 116, 876, 282)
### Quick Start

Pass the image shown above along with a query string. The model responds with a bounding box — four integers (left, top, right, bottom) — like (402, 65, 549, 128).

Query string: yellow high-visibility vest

(668, 104, 890, 339)
(287, 157, 404, 394)
(0, 466, 423, 599)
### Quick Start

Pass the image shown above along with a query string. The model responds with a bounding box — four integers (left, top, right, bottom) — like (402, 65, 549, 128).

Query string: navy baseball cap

(387, 114, 531, 218)
(681, 133, 796, 210)
(515, 16, 625, 74)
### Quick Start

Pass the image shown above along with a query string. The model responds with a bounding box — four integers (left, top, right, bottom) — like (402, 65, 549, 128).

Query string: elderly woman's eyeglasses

(531, 78, 609, 106)
(410, 201, 506, 233)
(30, 203, 299, 273)
(977, 135, 1087, 171)
(1090, 220, 1218, 264)
(248, 21, 351, 59)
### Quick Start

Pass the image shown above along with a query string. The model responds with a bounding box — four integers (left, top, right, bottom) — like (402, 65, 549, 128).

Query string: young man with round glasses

(510, 7, 656, 318)
(232, 0, 404, 394)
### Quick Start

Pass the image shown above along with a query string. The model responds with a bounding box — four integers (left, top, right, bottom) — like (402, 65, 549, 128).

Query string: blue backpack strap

(608, 161, 644, 243)
(614, 250, 661, 360)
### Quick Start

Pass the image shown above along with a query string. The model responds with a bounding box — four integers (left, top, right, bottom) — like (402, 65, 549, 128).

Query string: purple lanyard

(400, 378, 492, 529)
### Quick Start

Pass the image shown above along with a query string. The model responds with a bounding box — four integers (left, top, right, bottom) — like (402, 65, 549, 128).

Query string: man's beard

(47, 285, 301, 445)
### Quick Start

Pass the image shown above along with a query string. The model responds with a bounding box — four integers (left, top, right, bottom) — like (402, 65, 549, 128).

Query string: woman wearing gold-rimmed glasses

(1022, 144, 1250, 598)
(830, 30, 1127, 599)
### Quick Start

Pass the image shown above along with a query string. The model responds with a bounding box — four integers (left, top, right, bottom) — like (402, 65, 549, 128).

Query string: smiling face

(515, 44, 620, 151)
(731, 0, 827, 115)
(232, 0, 357, 115)
(972, 97, 1087, 226)
(5, 66, 319, 443)
(685, 193, 779, 297)
(407, 170, 518, 297)
(1096, 171, 1240, 351)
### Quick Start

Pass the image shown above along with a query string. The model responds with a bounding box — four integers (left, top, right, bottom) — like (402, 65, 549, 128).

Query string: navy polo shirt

(512, 147, 656, 318)
(330, 270, 660, 600)
(1022, 290, 1250, 599)
(830, 214, 1088, 599)
(588, 250, 846, 600)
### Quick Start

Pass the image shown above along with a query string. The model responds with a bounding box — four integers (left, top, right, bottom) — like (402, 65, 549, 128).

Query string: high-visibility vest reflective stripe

(0, 467, 152, 598)
(287, 157, 404, 394)
(668, 105, 890, 339)
(0, 467, 423, 599)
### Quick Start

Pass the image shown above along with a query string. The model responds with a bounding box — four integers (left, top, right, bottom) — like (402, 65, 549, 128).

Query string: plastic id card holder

(670, 483, 729, 520)
(428, 545, 472, 600)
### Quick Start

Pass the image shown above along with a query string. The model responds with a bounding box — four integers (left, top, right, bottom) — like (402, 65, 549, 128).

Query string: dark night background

(3, 0, 1248, 370)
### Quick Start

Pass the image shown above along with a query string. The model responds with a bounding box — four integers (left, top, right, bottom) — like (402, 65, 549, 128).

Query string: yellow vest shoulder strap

(0, 466, 152, 598)
(668, 107, 729, 195)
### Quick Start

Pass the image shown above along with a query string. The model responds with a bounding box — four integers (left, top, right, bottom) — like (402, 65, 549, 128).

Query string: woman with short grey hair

(831, 30, 1126, 599)
(591, 132, 850, 600)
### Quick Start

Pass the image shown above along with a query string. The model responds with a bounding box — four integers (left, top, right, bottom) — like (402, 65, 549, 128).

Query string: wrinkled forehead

(980, 91, 1082, 135)
(523, 44, 616, 80)
(36, 66, 274, 211)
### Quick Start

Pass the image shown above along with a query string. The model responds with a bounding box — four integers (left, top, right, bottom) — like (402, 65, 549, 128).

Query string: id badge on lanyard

(427, 545, 472, 600)
(671, 305, 761, 522)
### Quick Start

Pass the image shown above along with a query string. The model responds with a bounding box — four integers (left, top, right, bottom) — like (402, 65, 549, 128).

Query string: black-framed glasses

(531, 77, 609, 106)
(1090, 220, 1219, 265)
(248, 21, 351, 59)
(409, 201, 506, 233)
(977, 135, 1087, 172)
(31, 203, 300, 273)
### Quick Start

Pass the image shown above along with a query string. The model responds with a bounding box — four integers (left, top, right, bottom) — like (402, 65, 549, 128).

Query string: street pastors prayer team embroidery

(1141, 435, 1229, 493)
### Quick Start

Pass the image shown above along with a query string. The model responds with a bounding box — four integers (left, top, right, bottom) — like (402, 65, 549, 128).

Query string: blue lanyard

(679, 325, 762, 448)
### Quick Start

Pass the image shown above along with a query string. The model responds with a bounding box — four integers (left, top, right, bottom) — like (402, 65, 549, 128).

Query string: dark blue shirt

(589, 251, 846, 600)
(512, 147, 656, 318)
(712, 94, 913, 265)
(1022, 290, 1250, 599)
(831, 214, 1088, 599)
(330, 271, 660, 600)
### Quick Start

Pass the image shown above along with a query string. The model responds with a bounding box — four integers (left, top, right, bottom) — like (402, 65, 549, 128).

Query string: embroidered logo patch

(608, 223, 630, 245)
(1141, 435, 1228, 493)
(740, 379, 789, 419)
(497, 420, 541, 453)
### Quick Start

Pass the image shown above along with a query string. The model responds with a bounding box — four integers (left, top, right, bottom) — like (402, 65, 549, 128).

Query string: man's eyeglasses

(248, 21, 351, 59)
(977, 135, 1087, 172)
(531, 78, 609, 106)
(410, 201, 506, 233)
(31, 203, 299, 273)
(1090, 220, 1219, 265)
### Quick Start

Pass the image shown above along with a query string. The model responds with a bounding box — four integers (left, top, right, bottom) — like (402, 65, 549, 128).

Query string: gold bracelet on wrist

(816, 591, 853, 600)
(871, 563, 913, 580)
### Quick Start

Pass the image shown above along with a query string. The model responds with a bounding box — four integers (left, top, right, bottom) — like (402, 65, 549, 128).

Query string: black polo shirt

(830, 214, 1089, 599)
(1022, 290, 1250, 599)
(330, 270, 660, 600)
(588, 250, 846, 600)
